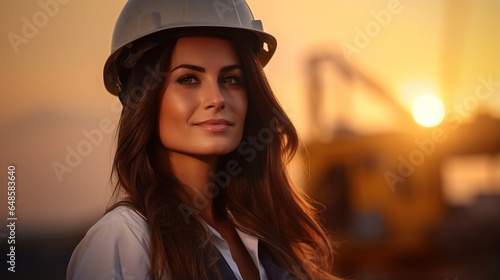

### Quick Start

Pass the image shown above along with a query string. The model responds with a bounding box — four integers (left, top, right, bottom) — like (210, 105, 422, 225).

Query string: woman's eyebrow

(220, 64, 242, 73)
(170, 64, 242, 73)
(170, 64, 205, 73)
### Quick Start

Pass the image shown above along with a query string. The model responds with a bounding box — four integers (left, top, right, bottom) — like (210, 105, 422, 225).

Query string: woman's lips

(194, 119, 233, 132)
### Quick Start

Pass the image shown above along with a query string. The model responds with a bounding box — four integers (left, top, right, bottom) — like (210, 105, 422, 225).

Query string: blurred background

(1, 0, 499, 279)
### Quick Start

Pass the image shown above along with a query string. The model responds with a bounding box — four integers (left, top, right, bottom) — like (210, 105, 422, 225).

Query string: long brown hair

(110, 29, 339, 279)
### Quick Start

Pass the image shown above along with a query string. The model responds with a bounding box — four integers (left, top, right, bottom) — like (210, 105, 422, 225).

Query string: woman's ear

(119, 88, 127, 105)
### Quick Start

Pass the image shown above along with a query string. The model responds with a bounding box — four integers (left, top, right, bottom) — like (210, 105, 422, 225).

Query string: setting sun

(412, 95, 446, 127)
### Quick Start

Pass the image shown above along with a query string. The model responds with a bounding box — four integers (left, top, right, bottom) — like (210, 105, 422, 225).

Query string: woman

(68, 0, 339, 279)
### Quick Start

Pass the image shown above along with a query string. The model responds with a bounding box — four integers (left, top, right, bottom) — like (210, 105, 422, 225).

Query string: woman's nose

(203, 80, 226, 111)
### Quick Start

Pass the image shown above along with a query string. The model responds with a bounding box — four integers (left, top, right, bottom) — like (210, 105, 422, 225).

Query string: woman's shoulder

(96, 205, 149, 234)
(67, 205, 151, 280)
(78, 205, 150, 250)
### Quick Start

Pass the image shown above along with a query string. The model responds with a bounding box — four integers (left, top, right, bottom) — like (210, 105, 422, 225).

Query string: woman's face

(158, 37, 247, 157)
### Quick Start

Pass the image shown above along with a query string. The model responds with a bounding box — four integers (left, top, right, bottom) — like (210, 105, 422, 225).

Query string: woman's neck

(167, 151, 220, 224)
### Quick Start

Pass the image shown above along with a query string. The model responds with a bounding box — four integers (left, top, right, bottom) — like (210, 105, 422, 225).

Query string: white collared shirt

(67, 206, 267, 280)
(204, 222, 268, 280)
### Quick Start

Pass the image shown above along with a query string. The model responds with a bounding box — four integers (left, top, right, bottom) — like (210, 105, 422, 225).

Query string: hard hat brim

(103, 25, 276, 96)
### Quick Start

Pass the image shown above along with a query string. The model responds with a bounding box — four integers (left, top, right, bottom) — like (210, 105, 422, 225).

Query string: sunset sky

(0, 0, 499, 235)
(2, 1, 498, 130)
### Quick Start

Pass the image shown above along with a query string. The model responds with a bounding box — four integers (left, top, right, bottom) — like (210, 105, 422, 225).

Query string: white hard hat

(103, 0, 277, 96)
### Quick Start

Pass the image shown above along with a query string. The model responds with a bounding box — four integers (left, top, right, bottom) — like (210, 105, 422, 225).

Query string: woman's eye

(220, 75, 242, 86)
(176, 75, 199, 85)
